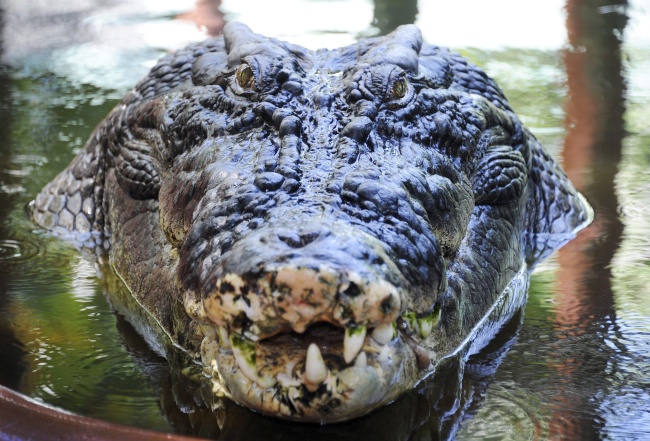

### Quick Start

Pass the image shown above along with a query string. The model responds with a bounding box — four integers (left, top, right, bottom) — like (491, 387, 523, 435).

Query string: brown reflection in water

(551, 0, 627, 438)
(177, 0, 225, 37)
(177, 0, 420, 39)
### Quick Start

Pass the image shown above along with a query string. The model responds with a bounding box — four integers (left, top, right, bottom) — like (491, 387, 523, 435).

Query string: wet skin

(31, 22, 591, 422)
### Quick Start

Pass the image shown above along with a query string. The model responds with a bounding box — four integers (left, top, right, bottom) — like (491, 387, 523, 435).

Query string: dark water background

(0, 0, 649, 439)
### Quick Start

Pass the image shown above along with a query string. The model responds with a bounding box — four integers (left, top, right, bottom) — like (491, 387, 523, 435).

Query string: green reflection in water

(0, 70, 172, 430)
(461, 48, 567, 150)
(614, 47, 650, 318)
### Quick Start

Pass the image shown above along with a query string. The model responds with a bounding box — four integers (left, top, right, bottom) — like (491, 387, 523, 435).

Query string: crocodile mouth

(199, 308, 439, 422)
(191, 250, 444, 421)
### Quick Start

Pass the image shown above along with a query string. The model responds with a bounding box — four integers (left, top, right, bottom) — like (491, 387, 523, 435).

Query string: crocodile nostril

(380, 295, 398, 314)
(342, 281, 361, 298)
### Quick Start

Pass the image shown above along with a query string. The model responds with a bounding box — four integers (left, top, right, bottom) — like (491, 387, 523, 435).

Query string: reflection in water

(371, 0, 418, 36)
(177, 0, 225, 37)
(554, 0, 627, 438)
(0, 2, 28, 391)
(0, 4, 175, 423)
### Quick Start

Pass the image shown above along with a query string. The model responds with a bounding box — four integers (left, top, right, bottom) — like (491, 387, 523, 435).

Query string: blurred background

(0, 0, 649, 439)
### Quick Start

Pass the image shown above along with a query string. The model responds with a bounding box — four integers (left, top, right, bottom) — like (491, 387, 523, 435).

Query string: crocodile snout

(202, 222, 407, 339)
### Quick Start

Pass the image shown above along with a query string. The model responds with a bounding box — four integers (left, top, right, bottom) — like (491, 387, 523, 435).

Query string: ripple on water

(2, 154, 48, 179)
(0, 238, 40, 263)
(458, 382, 548, 440)
(25, 311, 171, 429)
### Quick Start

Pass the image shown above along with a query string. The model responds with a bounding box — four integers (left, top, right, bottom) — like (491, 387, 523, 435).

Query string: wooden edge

(0, 384, 201, 440)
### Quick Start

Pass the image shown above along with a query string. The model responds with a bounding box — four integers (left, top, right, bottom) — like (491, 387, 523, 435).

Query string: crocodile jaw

(199, 317, 421, 422)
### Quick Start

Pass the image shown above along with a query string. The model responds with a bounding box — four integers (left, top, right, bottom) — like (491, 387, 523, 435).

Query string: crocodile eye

(390, 77, 408, 100)
(236, 64, 255, 89)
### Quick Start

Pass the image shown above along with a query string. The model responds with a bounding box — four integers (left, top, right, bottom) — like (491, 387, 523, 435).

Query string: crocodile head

(32, 22, 591, 422)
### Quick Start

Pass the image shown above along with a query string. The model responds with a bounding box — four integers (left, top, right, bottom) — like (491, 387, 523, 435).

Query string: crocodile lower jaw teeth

(371, 322, 395, 344)
(304, 343, 329, 392)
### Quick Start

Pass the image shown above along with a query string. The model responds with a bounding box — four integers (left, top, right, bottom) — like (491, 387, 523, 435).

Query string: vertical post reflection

(551, 0, 627, 438)
(177, 0, 225, 37)
(372, 0, 418, 35)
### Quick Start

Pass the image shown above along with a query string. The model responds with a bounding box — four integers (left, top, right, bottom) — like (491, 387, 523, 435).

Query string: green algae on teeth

(344, 326, 367, 363)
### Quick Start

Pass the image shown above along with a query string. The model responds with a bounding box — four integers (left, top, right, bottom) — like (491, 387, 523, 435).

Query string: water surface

(0, 0, 649, 439)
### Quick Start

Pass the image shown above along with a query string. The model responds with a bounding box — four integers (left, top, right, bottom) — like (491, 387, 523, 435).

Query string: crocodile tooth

(417, 318, 433, 338)
(218, 326, 231, 349)
(230, 334, 258, 383)
(354, 351, 367, 368)
(371, 322, 395, 345)
(256, 374, 277, 389)
(199, 324, 217, 340)
(416, 305, 441, 338)
(304, 343, 328, 392)
(344, 326, 367, 364)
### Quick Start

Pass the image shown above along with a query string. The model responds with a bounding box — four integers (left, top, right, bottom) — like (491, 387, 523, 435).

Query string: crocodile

(30, 22, 592, 423)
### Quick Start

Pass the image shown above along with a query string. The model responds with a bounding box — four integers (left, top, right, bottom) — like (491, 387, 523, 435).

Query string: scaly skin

(31, 23, 592, 422)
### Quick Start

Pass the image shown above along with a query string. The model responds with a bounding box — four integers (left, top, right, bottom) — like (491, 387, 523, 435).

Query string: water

(1, 0, 649, 439)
